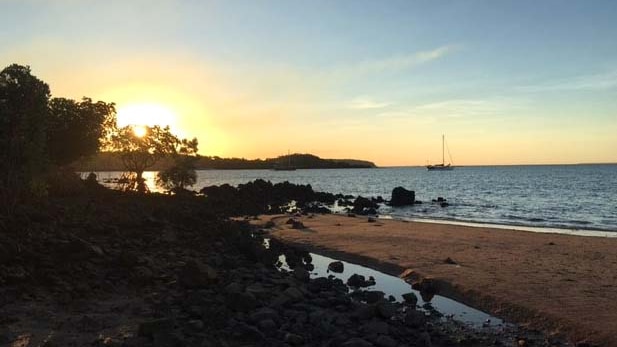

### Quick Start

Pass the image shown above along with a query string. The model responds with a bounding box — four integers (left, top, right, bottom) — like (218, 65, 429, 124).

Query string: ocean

(94, 164, 617, 233)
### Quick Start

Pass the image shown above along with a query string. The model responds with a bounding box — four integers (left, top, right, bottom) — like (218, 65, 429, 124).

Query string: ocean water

(94, 165, 617, 233)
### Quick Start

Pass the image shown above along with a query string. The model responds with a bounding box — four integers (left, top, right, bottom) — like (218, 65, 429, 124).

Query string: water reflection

(265, 238, 505, 328)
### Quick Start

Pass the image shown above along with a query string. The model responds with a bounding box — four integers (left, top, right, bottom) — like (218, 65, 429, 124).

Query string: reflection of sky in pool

(265, 237, 505, 329)
(309, 253, 503, 328)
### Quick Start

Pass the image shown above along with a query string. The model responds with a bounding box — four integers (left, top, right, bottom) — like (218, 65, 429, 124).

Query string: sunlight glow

(132, 125, 147, 138)
(117, 103, 178, 130)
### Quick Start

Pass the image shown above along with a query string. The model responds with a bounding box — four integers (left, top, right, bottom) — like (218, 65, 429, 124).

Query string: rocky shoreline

(0, 181, 577, 346)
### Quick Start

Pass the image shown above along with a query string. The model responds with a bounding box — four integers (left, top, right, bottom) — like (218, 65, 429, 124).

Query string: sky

(1, 0, 616, 166)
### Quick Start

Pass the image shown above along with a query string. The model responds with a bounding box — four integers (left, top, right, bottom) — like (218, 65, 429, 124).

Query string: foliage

(156, 155, 199, 193)
(109, 125, 198, 193)
(156, 138, 199, 193)
(47, 97, 116, 166)
(0, 64, 51, 205)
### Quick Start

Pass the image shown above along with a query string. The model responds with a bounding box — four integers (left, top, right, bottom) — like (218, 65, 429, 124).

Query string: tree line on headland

(76, 152, 376, 171)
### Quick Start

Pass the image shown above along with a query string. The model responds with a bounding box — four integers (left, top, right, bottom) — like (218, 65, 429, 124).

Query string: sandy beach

(266, 214, 617, 345)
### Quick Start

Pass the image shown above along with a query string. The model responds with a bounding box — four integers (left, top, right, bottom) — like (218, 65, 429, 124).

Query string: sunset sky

(1, 0, 616, 166)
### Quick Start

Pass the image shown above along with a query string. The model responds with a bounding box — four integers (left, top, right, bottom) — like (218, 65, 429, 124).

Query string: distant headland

(75, 152, 377, 171)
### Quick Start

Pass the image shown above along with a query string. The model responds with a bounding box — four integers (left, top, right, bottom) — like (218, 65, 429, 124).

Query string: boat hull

(427, 165, 453, 171)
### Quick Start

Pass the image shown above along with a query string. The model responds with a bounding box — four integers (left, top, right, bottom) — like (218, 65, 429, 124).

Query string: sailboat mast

(441, 134, 445, 165)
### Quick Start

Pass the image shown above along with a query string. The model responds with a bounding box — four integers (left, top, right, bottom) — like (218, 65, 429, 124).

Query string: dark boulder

(351, 196, 379, 215)
(179, 260, 218, 288)
(347, 273, 374, 288)
(412, 278, 438, 302)
(402, 292, 418, 306)
(328, 261, 344, 273)
(390, 187, 415, 206)
(291, 220, 306, 229)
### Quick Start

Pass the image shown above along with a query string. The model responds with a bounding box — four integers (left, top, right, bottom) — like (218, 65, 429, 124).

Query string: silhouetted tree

(110, 125, 196, 193)
(47, 97, 116, 166)
(0, 64, 50, 204)
(156, 138, 199, 193)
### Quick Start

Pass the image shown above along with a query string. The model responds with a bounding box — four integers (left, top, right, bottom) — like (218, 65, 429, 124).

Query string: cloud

(323, 45, 459, 81)
(414, 99, 505, 117)
(518, 69, 617, 92)
(376, 98, 520, 122)
(351, 45, 457, 74)
(348, 97, 391, 110)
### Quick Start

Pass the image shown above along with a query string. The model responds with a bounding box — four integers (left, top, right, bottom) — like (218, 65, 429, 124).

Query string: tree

(47, 97, 116, 166)
(109, 125, 196, 193)
(156, 138, 199, 193)
(0, 64, 50, 202)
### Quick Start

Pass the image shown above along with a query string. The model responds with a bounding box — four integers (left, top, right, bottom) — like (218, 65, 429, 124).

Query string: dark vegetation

(76, 152, 377, 171)
(0, 63, 199, 201)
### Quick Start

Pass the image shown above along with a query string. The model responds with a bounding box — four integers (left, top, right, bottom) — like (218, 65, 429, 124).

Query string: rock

(412, 278, 438, 302)
(375, 335, 397, 347)
(353, 304, 376, 320)
(187, 319, 204, 331)
(347, 273, 370, 288)
(250, 308, 280, 323)
(352, 196, 379, 215)
(235, 322, 265, 341)
(291, 221, 306, 229)
(365, 290, 385, 304)
(390, 187, 415, 206)
(285, 218, 295, 224)
(404, 310, 426, 328)
(417, 331, 432, 347)
(402, 292, 418, 306)
(225, 282, 243, 293)
(179, 260, 218, 288)
(440, 202, 449, 207)
(133, 266, 154, 283)
(399, 268, 421, 282)
(283, 286, 304, 301)
(138, 318, 174, 337)
(245, 283, 268, 298)
(226, 291, 257, 312)
(341, 337, 374, 347)
(364, 208, 377, 215)
(361, 320, 389, 334)
(293, 266, 310, 281)
(257, 319, 277, 331)
(376, 302, 397, 319)
(328, 261, 344, 273)
(367, 217, 376, 223)
(284, 332, 305, 345)
(444, 257, 457, 264)
(264, 220, 275, 228)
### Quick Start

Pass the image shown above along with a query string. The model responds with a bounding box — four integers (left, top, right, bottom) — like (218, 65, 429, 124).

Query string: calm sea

(95, 165, 617, 233)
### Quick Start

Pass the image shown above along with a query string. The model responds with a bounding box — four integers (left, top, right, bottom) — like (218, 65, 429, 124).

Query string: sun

(132, 125, 148, 138)
(116, 103, 179, 133)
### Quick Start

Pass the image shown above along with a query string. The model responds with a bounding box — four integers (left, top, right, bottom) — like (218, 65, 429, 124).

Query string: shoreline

(265, 213, 617, 346)
(387, 216, 617, 238)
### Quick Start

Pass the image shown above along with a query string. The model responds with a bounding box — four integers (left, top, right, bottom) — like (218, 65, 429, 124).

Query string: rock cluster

(0, 183, 567, 347)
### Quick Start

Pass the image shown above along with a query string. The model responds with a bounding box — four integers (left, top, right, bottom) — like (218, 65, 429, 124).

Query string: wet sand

(266, 214, 617, 345)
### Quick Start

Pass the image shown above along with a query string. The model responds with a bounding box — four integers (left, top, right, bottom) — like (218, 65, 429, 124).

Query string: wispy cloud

(351, 45, 458, 74)
(414, 99, 506, 118)
(323, 44, 459, 81)
(518, 69, 617, 92)
(377, 98, 520, 122)
(348, 97, 391, 110)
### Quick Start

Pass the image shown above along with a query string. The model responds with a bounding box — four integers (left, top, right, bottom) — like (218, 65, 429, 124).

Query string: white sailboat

(427, 135, 454, 171)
